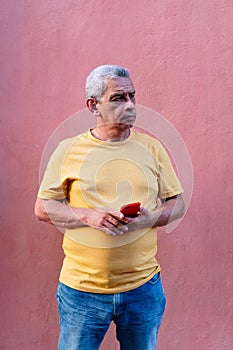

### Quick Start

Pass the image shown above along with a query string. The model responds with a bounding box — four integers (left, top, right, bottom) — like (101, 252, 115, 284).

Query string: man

(35, 64, 185, 350)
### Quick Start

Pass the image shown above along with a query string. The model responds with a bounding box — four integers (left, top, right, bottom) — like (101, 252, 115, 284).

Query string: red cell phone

(120, 202, 141, 217)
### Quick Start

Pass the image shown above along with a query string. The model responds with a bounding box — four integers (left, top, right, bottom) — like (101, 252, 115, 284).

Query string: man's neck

(91, 124, 131, 142)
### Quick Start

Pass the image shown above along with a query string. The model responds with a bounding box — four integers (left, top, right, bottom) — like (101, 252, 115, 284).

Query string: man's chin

(119, 117, 136, 127)
(106, 120, 135, 129)
(118, 122, 134, 129)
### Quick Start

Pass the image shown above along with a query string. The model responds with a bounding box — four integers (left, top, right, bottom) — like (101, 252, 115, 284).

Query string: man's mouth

(120, 114, 136, 123)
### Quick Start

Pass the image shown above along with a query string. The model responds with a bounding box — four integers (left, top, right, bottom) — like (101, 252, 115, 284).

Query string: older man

(35, 65, 185, 350)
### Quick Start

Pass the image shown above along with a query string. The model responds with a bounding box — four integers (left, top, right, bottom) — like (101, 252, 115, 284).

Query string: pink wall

(1, 1, 232, 349)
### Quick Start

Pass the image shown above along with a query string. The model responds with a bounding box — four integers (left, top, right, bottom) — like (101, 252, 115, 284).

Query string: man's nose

(124, 95, 135, 109)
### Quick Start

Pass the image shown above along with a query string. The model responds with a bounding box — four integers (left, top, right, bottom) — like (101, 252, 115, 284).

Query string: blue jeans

(56, 273, 166, 350)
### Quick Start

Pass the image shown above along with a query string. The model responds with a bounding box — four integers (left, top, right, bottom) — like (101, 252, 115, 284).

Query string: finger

(114, 225, 128, 235)
(103, 224, 128, 236)
(102, 214, 125, 228)
(109, 212, 128, 224)
(105, 216, 119, 227)
(137, 206, 147, 215)
(100, 227, 116, 236)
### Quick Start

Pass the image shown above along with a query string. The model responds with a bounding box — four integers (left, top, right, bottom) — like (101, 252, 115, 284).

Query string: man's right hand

(35, 198, 129, 236)
(80, 208, 129, 236)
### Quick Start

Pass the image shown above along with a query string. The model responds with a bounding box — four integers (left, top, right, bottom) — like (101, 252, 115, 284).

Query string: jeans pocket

(146, 273, 166, 306)
(147, 272, 161, 285)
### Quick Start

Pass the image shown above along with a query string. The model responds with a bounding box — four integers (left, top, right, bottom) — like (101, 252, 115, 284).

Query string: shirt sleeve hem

(37, 191, 66, 201)
(159, 188, 184, 199)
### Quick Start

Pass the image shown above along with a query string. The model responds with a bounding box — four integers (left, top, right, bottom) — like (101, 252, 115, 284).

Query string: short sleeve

(37, 137, 76, 200)
(157, 143, 183, 199)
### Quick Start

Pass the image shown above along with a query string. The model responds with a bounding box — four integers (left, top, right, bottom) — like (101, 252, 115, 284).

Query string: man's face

(96, 77, 136, 127)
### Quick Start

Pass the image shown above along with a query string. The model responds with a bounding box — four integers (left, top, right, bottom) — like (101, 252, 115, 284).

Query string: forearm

(34, 198, 128, 235)
(35, 198, 88, 229)
(151, 196, 185, 227)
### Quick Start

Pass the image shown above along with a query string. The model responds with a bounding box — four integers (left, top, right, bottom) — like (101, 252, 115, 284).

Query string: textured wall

(1, 1, 232, 349)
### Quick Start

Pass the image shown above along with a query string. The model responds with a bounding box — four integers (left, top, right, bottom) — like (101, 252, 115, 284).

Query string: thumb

(138, 205, 147, 215)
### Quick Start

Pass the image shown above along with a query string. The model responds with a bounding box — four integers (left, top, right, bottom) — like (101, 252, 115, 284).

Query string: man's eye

(112, 96, 123, 102)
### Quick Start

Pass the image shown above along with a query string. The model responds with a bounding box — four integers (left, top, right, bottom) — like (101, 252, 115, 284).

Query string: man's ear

(86, 98, 100, 116)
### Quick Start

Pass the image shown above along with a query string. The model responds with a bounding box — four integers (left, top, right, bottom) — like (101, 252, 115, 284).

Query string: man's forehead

(104, 77, 135, 93)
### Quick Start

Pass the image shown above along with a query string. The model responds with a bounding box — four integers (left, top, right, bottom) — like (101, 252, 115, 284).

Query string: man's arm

(34, 198, 85, 228)
(152, 194, 185, 227)
(34, 195, 184, 235)
(34, 198, 128, 235)
(125, 194, 185, 231)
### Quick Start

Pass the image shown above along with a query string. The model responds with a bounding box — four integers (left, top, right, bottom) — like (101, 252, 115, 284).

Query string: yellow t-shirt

(38, 129, 183, 293)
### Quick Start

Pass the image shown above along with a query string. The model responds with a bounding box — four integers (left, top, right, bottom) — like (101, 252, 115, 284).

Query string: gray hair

(85, 65, 130, 101)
